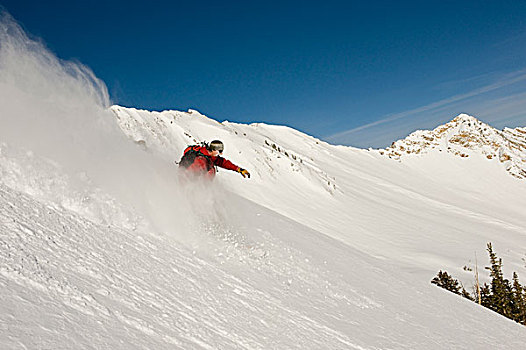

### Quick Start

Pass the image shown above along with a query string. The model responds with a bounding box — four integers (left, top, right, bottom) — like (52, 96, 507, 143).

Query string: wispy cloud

(326, 69, 526, 147)
(466, 91, 526, 126)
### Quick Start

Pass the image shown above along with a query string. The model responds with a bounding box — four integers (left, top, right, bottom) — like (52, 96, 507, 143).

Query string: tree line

(432, 243, 526, 326)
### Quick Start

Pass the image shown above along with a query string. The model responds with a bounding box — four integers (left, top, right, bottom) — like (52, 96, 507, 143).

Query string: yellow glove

(238, 168, 250, 178)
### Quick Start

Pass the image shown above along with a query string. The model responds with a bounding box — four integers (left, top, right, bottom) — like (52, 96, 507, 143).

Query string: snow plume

(0, 12, 201, 238)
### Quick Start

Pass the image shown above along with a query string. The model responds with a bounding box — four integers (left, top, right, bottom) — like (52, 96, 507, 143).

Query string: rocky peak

(379, 114, 526, 179)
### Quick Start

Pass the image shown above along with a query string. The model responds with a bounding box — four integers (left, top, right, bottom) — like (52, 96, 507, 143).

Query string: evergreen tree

(432, 242, 526, 326)
(484, 243, 515, 318)
(431, 270, 461, 295)
(511, 272, 526, 325)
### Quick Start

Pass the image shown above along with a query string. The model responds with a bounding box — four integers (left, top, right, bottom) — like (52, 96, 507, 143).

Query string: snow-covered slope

(2, 104, 526, 348)
(2, 175, 526, 349)
(111, 106, 526, 279)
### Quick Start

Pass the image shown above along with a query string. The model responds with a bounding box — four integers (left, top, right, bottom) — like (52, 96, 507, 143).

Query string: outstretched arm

(214, 157, 250, 178)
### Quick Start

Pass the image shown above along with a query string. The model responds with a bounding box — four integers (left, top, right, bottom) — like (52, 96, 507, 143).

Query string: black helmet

(208, 140, 224, 153)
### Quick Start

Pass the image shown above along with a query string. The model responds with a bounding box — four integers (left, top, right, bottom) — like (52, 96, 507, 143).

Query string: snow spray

(0, 12, 201, 238)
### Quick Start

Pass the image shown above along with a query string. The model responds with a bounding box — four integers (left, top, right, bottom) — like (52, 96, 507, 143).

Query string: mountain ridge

(112, 106, 526, 181)
(379, 113, 526, 179)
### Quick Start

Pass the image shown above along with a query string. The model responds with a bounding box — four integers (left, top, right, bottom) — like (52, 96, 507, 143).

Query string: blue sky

(2, 1, 526, 147)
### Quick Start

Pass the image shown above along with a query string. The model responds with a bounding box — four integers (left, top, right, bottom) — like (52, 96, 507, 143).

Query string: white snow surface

(111, 106, 526, 279)
(1, 15, 526, 348)
(2, 107, 526, 350)
(1, 104, 526, 349)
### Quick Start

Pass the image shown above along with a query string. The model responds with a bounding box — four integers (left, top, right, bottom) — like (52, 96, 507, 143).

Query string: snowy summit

(381, 114, 526, 179)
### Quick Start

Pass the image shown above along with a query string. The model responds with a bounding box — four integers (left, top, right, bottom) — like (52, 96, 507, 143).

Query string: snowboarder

(178, 140, 250, 179)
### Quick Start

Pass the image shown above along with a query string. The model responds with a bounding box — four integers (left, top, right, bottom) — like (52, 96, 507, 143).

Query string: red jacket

(184, 146, 239, 177)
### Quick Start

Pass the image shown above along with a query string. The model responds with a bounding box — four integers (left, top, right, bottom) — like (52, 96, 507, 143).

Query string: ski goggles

(209, 143, 224, 153)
